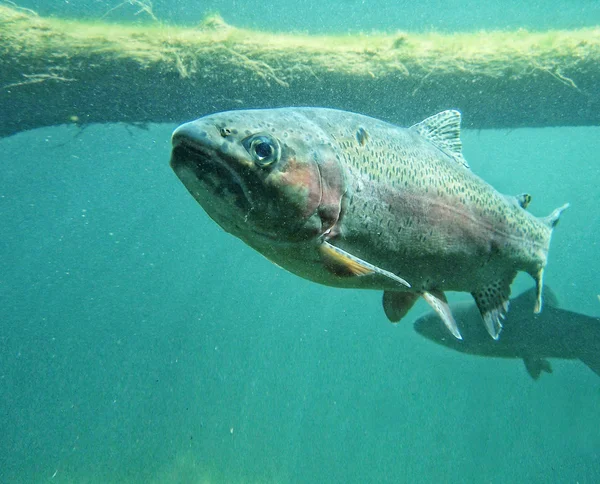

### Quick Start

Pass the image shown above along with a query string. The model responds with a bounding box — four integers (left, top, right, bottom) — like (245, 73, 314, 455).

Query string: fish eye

(243, 134, 281, 167)
(254, 140, 273, 159)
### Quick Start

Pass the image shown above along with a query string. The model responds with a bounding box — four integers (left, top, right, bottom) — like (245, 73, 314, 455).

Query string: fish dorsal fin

(410, 110, 470, 169)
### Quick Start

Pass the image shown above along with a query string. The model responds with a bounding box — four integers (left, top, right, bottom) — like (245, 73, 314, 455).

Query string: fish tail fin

(531, 203, 570, 313)
(541, 203, 570, 229)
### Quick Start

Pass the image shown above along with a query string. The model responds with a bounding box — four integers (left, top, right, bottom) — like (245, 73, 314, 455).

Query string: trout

(170, 108, 568, 340)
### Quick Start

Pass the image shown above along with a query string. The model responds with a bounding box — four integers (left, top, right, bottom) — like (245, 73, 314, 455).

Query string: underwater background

(1, 1, 599, 482)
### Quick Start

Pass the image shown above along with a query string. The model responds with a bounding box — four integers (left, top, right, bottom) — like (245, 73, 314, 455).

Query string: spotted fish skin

(170, 107, 567, 340)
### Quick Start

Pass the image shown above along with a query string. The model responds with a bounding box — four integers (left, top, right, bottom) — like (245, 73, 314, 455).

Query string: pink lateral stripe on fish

(170, 107, 568, 341)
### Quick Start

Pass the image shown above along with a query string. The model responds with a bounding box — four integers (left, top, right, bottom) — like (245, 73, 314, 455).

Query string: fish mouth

(170, 139, 253, 213)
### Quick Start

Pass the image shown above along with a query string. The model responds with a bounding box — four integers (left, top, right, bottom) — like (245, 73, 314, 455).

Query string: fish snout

(170, 121, 226, 174)
(171, 121, 210, 146)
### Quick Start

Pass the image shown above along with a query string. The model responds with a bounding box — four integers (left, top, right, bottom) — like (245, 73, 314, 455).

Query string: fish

(170, 107, 568, 340)
(414, 286, 600, 379)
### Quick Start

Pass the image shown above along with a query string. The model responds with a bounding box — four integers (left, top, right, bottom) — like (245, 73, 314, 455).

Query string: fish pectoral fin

(382, 291, 419, 323)
(472, 277, 515, 340)
(320, 241, 410, 288)
(523, 356, 553, 380)
(422, 290, 462, 340)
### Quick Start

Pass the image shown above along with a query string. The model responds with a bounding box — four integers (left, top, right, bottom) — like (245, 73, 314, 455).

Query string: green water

(1, 1, 599, 483)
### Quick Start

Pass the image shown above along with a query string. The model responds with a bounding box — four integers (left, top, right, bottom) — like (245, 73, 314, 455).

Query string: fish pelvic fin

(472, 275, 515, 340)
(422, 290, 462, 340)
(320, 241, 410, 288)
(382, 291, 419, 323)
(409, 110, 470, 169)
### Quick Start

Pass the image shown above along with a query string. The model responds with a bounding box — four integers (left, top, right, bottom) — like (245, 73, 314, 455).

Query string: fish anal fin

(409, 110, 469, 169)
(422, 290, 462, 340)
(523, 357, 553, 380)
(320, 241, 411, 288)
(382, 291, 419, 323)
(472, 277, 514, 340)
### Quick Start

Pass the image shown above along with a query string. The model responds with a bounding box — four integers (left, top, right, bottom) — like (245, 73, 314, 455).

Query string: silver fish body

(170, 107, 568, 340)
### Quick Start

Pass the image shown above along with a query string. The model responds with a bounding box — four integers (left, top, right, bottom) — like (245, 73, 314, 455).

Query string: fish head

(170, 109, 346, 246)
